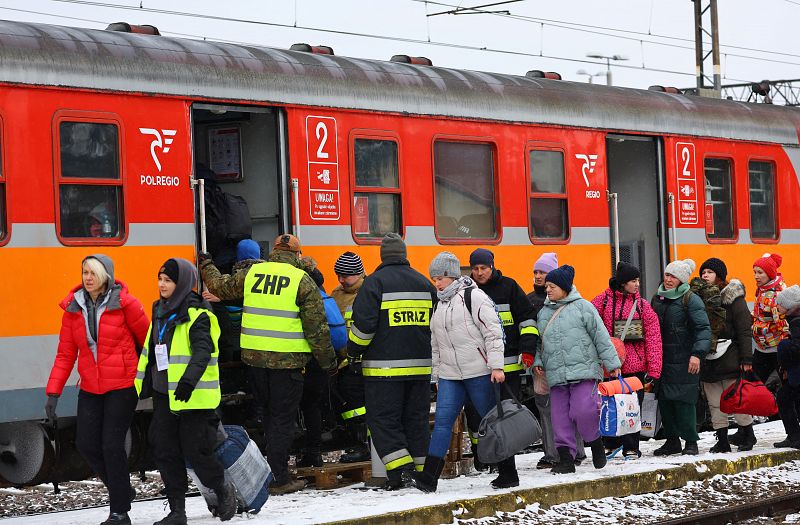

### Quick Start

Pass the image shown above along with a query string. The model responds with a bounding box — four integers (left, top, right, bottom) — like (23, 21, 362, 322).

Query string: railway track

(652, 492, 800, 525)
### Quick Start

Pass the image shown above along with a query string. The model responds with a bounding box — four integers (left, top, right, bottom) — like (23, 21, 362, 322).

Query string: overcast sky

(1, 0, 799, 91)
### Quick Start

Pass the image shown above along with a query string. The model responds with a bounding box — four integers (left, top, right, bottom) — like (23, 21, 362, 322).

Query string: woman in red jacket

(45, 254, 149, 525)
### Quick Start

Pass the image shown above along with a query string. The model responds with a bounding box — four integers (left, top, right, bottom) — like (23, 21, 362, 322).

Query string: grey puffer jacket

(431, 278, 505, 381)
(535, 287, 621, 387)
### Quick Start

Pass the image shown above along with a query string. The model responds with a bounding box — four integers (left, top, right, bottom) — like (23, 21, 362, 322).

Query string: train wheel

(0, 422, 55, 486)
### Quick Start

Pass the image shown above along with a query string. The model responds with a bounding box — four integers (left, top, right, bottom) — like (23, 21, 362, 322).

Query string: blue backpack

(321, 290, 347, 352)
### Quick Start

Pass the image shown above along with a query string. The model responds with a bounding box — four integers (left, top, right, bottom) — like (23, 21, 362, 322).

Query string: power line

(414, 0, 800, 64)
(7, 0, 754, 83)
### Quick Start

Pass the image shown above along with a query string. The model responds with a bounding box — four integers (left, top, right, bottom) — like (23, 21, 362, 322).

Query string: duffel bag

(720, 375, 778, 417)
(477, 382, 542, 464)
(188, 425, 273, 515)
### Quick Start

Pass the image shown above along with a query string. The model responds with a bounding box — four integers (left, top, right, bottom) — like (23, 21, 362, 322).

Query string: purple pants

(550, 379, 601, 458)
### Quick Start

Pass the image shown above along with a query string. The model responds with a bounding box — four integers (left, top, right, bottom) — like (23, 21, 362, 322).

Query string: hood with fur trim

(721, 279, 746, 306)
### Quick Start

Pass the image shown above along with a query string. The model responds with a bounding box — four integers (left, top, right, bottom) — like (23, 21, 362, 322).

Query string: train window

(529, 149, 568, 240)
(434, 141, 497, 240)
(704, 158, 735, 240)
(748, 160, 777, 240)
(0, 177, 5, 243)
(57, 120, 124, 240)
(352, 138, 402, 239)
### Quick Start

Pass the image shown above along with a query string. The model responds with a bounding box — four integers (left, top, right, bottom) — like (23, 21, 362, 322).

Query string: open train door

(190, 103, 291, 273)
(605, 134, 670, 299)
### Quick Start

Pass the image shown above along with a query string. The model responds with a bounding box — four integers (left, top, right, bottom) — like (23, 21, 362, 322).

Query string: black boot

(297, 452, 323, 467)
(587, 438, 607, 469)
(214, 480, 237, 521)
(101, 512, 131, 525)
(153, 497, 187, 525)
(412, 456, 445, 493)
(471, 443, 488, 472)
(340, 444, 370, 463)
(682, 441, 699, 455)
(774, 433, 800, 448)
(729, 426, 744, 447)
(491, 456, 519, 489)
(384, 465, 414, 491)
(709, 428, 731, 453)
(653, 437, 682, 456)
(737, 424, 757, 452)
(550, 447, 576, 474)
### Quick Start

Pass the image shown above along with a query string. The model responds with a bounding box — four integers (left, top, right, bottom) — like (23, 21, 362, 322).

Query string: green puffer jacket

(651, 288, 711, 403)
(535, 288, 621, 387)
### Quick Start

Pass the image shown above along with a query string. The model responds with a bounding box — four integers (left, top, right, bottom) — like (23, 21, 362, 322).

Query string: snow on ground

(2, 421, 795, 525)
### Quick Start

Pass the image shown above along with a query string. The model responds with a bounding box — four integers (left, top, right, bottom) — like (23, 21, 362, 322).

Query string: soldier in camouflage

(199, 234, 336, 495)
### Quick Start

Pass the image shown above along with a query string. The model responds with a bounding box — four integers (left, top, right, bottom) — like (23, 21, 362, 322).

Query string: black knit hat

(334, 252, 364, 276)
(158, 258, 180, 283)
(615, 261, 641, 285)
(699, 257, 728, 282)
(546, 264, 575, 293)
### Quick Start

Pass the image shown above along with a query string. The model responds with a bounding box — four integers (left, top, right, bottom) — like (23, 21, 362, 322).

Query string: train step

(294, 461, 372, 490)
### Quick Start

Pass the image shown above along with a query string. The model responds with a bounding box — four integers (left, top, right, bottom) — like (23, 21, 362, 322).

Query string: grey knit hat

(380, 233, 407, 262)
(429, 252, 461, 278)
(664, 258, 696, 284)
(777, 285, 800, 313)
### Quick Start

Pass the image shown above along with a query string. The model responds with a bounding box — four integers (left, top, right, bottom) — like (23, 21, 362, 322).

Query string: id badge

(154, 344, 169, 371)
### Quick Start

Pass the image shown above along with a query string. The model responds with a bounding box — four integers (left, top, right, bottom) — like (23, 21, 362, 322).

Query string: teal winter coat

(650, 290, 711, 404)
(535, 288, 621, 387)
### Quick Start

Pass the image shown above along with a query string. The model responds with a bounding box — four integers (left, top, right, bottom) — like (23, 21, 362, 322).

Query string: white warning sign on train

(306, 115, 341, 220)
(676, 142, 698, 225)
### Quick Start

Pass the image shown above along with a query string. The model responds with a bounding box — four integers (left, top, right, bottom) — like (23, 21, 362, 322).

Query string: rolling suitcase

(188, 425, 272, 515)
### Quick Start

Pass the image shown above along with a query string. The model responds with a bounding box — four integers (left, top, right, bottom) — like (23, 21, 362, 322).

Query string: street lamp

(576, 69, 605, 84)
(586, 53, 629, 86)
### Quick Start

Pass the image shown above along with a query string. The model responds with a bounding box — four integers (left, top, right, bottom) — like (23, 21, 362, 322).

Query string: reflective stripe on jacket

(135, 307, 221, 411)
(240, 261, 312, 354)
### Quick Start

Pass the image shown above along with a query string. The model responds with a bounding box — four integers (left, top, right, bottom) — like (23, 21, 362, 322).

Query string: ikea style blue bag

(599, 376, 641, 437)
(188, 425, 272, 514)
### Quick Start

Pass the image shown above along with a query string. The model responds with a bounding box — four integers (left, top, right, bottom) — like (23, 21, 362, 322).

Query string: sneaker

(271, 478, 306, 495)
(340, 446, 370, 464)
(622, 449, 642, 460)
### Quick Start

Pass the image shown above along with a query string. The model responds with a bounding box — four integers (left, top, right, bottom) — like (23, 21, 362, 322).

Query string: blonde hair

(83, 257, 110, 288)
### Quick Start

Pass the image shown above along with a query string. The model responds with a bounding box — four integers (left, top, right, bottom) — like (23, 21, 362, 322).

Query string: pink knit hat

(534, 252, 558, 273)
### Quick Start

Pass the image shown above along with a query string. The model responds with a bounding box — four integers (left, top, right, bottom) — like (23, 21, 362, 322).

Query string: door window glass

(529, 149, 568, 240)
(749, 161, 777, 240)
(704, 158, 735, 239)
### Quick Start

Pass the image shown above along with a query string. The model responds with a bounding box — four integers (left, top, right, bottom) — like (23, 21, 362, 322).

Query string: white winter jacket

(430, 278, 505, 381)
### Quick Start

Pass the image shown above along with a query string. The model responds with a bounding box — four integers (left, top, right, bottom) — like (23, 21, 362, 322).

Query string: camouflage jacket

(236, 251, 335, 370)
(200, 258, 263, 302)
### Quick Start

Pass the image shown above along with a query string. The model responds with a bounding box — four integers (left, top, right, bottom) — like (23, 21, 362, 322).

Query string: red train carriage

(0, 18, 798, 485)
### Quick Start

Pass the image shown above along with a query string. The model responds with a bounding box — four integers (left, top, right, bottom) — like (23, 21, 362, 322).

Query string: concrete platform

(4, 421, 798, 525)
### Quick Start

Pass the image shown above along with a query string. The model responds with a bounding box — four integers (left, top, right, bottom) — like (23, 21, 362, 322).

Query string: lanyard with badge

(154, 314, 176, 372)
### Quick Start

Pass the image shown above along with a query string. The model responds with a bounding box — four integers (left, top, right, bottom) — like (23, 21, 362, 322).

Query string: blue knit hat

(469, 248, 494, 268)
(546, 264, 575, 293)
(236, 239, 261, 262)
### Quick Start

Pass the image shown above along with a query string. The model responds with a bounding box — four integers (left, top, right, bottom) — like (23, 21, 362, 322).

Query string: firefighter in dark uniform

(468, 248, 539, 489)
(347, 234, 436, 490)
(331, 251, 370, 463)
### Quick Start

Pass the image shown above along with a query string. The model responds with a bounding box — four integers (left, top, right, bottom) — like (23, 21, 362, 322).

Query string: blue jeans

(429, 375, 496, 459)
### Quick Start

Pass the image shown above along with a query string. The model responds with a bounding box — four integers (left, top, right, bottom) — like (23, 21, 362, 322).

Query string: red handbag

(720, 376, 778, 417)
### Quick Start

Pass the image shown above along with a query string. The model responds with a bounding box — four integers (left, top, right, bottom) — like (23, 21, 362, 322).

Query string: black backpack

(197, 166, 252, 253)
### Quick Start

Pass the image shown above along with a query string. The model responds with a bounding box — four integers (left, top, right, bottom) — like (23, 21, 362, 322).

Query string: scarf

(437, 276, 473, 302)
(657, 282, 690, 299)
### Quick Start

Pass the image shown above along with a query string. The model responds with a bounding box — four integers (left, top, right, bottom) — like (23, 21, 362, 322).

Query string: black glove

(173, 381, 195, 402)
(198, 252, 212, 264)
(44, 395, 59, 427)
(651, 378, 661, 398)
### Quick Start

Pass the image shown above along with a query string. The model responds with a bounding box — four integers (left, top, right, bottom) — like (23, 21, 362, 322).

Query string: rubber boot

(101, 512, 131, 525)
(491, 456, 519, 489)
(214, 480, 237, 521)
(653, 437, 682, 456)
(411, 456, 445, 493)
(550, 447, 576, 474)
(737, 424, 757, 452)
(709, 428, 731, 453)
(153, 497, 187, 525)
(587, 438, 607, 469)
(384, 465, 414, 491)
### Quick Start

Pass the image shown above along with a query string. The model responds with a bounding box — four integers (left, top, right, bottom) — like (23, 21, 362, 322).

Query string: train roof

(2, 19, 799, 146)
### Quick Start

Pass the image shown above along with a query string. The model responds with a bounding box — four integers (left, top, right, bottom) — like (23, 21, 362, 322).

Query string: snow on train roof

(1, 19, 798, 145)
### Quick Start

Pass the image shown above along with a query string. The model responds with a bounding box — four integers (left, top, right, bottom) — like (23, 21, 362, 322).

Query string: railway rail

(652, 492, 800, 525)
